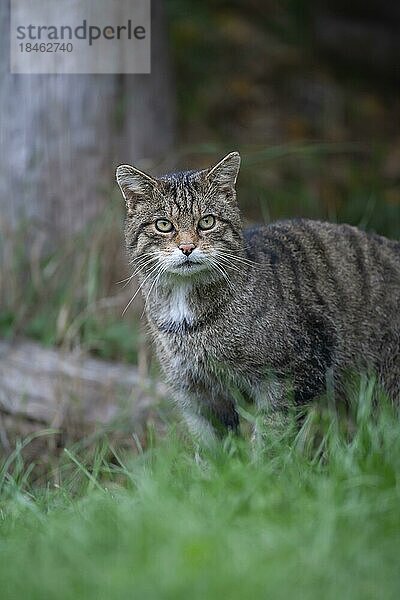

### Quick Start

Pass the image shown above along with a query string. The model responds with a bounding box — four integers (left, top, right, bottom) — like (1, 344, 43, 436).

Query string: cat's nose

(179, 243, 196, 256)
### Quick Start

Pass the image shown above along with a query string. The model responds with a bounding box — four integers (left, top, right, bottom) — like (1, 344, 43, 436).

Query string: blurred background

(0, 0, 399, 456)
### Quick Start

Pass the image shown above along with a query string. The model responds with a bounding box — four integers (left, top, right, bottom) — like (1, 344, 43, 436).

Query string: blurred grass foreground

(1, 383, 400, 599)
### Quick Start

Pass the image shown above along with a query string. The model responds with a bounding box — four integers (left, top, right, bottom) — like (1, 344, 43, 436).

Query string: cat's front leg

(173, 382, 240, 444)
(245, 376, 289, 444)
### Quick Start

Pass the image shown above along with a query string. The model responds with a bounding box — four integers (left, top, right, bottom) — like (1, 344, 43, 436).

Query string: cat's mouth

(167, 257, 208, 275)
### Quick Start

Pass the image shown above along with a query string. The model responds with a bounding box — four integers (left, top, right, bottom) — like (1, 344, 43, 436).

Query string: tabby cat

(116, 152, 400, 441)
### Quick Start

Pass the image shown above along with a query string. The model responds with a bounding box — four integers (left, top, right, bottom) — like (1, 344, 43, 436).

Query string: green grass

(0, 203, 143, 363)
(1, 382, 400, 599)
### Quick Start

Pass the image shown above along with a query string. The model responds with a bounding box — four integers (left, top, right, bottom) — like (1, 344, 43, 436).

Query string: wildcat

(116, 152, 400, 441)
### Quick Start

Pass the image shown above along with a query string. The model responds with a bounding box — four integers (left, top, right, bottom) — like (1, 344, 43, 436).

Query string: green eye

(155, 219, 173, 233)
(198, 215, 216, 231)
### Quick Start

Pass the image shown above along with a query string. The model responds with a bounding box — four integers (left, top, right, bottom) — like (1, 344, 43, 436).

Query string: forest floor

(0, 381, 400, 598)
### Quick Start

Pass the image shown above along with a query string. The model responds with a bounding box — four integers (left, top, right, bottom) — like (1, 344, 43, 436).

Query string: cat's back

(245, 218, 399, 281)
(245, 218, 399, 262)
(244, 218, 400, 321)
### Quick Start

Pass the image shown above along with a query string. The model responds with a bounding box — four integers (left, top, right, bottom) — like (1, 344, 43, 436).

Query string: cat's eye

(155, 219, 174, 233)
(198, 215, 216, 231)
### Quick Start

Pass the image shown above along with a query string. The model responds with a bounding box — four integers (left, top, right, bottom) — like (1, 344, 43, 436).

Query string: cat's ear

(116, 164, 157, 214)
(206, 152, 241, 189)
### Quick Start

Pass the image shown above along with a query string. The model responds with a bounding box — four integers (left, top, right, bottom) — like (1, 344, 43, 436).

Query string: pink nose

(179, 243, 196, 256)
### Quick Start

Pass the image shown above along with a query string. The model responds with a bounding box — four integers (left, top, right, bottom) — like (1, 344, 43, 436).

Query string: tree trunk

(123, 0, 176, 163)
(0, 0, 175, 243)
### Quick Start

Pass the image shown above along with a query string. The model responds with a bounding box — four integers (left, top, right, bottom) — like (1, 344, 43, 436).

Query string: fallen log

(0, 339, 169, 453)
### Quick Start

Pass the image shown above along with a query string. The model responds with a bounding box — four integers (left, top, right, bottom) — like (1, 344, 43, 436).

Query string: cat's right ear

(116, 164, 157, 215)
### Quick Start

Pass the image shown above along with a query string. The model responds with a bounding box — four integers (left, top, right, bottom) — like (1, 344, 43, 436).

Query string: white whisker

(206, 256, 235, 291)
(122, 262, 161, 316)
(215, 250, 258, 267)
(212, 253, 243, 274)
(117, 255, 159, 287)
(141, 264, 169, 318)
(128, 251, 155, 265)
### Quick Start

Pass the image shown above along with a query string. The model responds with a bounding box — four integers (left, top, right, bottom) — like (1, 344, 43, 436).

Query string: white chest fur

(161, 283, 193, 326)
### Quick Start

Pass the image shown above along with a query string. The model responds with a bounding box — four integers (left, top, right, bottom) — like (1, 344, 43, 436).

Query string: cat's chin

(166, 262, 209, 277)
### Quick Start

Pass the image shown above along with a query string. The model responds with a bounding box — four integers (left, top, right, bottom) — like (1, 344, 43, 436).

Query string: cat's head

(116, 152, 243, 281)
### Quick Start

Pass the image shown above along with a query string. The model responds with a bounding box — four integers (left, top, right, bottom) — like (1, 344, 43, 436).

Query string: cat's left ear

(206, 152, 241, 189)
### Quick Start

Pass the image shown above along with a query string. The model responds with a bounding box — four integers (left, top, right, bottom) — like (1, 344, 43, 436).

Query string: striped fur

(116, 153, 400, 441)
